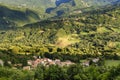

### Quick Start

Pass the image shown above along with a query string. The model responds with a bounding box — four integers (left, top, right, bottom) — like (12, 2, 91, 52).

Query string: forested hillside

(0, 4, 120, 57)
(0, 1, 120, 80)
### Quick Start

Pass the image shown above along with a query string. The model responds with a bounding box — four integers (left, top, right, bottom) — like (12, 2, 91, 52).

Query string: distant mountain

(55, 0, 75, 6)
(112, 0, 120, 4)
(0, 0, 120, 17)
(48, 0, 120, 16)
(0, 0, 56, 9)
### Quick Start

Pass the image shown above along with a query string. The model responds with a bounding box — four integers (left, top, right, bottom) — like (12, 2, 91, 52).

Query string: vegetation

(0, 4, 120, 56)
(0, 4, 40, 27)
(0, 1, 120, 80)
(0, 63, 120, 80)
(0, 0, 117, 17)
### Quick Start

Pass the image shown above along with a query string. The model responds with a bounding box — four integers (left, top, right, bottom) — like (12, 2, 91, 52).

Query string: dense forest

(0, 63, 120, 80)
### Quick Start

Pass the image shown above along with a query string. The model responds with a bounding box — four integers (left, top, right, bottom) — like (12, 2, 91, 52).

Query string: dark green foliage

(34, 65, 45, 80)
(44, 65, 68, 80)
(1, 63, 120, 80)
(0, 50, 34, 67)
(0, 67, 34, 80)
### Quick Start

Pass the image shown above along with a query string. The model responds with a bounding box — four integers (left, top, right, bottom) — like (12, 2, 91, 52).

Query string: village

(22, 57, 101, 70)
(23, 57, 75, 70)
(0, 56, 101, 70)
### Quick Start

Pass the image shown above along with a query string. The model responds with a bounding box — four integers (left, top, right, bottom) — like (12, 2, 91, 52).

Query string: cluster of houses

(0, 57, 100, 70)
(23, 57, 100, 70)
(23, 58, 75, 70)
(82, 58, 100, 67)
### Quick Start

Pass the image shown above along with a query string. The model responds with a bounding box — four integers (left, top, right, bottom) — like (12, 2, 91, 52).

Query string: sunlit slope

(0, 5, 120, 55)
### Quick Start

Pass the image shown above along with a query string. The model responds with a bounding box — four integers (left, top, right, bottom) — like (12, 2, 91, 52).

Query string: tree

(45, 65, 68, 80)
(67, 64, 83, 80)
(34, 65, 45, 80)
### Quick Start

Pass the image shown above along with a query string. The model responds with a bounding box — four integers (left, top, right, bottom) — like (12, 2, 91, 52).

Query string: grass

(80, 59, 120, 67)
(111, 28, 120, 33)
(96, 27, 110, 33)
(56, 34, 80, 47)
(105, 60, 120, 67)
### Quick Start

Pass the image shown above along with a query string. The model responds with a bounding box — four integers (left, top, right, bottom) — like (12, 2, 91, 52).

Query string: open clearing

(105, 60, 120, 67)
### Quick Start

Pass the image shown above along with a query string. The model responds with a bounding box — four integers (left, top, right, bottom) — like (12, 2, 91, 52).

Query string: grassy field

(105, 60, 120, 67)
(56, 34, 79, 47)
(80, 59, 120, 67)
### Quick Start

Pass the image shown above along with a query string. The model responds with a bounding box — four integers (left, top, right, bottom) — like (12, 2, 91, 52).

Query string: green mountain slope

(0, 0, 56, 9)
(0, 5, 120, 55)
(0, 4, 40, 28)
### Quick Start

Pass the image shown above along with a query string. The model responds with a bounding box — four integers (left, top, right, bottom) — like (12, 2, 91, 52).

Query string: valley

(0, 0, 120, 80)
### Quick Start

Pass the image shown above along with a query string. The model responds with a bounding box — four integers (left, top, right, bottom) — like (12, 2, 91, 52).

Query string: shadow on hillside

(22, 18, 66, 31)
(45, 0, 76, 16)
(0, 5, 40, 30)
